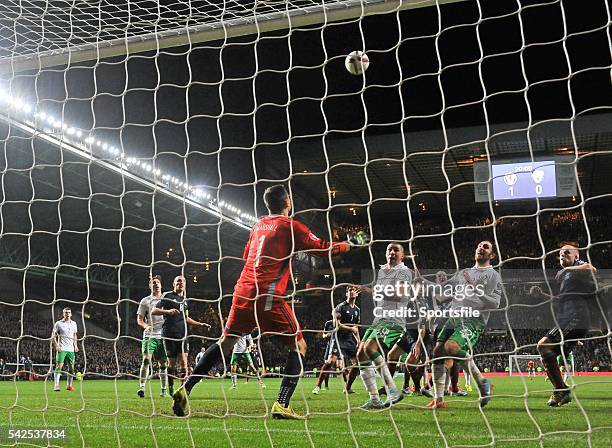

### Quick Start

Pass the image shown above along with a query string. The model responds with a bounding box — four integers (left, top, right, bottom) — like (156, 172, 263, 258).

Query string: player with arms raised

(429, 241, 502, 409)
(172, 185, 350, 419)
(136, 275, 168, 397)
(531, 244, 596, 407)
(52, 308, 78, 392)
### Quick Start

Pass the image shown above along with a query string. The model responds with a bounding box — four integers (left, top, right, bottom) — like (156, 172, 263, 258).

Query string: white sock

(160, 367, 168, 391)
(54, 371, 60, 386)
(444, 369, 451, 391)
(433, 364, 447, 400)
(371, 355, 396, 392)
(464, 368, 471, 386)
(563, 371, 569, 383)
(360, 366, 379, 400)
(231, 374, 237, 386)
(139, 362, 149, 389)
(466, 359, 484, 387)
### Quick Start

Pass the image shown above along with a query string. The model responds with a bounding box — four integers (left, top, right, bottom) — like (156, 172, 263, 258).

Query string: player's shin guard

(371, 352, 395, 393)
(177, 368, 186, 385)
(541, 352, 566, 390)
(54, 368, 61, 386)
(463, 366, 472, 386)
(184, 343, 222, 394)
(346, 367, 359, 390)
(433, 363, 447, 400)
(450, 361, 460, 393)
(167, 366, 176, 390)
(315, 363, 330, 388)
(139, 358, 151, 388)
(403, 367, 411, 390)
(160, 366, 168, 390)
(411, 366, 424, 392)
(276, 351, 304, 408)
(66, 365, 74, 387)
(465, 359, 484, 386)
(387, 359, 398, 379)
(360, 365, 379, 400)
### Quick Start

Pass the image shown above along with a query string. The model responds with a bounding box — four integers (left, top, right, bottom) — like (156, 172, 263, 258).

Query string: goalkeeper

(172, 185, 350, 419)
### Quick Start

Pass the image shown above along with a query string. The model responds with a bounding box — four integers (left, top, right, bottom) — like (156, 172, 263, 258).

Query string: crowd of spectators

(1, 209, 610, 377)
(0, 312, 609, 376)
(332, 208, 609, 272)
(472, 329, 611, 373)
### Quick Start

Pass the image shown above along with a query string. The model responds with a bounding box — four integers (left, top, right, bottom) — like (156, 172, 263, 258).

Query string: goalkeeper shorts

(225, 295, 303, 341)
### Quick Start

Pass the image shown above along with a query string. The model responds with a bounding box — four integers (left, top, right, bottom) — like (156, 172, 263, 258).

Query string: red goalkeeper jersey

(233, 215, 348, 307)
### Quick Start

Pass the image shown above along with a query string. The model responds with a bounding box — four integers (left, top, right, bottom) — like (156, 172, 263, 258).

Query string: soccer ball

(355, 230, 369, 245)
(345, 50, 369, 75)
(347, 230, 370, 246)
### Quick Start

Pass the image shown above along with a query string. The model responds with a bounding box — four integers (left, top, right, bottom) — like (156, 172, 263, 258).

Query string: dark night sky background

(6, 0, 609, 203)
(0, 0, 609, 239)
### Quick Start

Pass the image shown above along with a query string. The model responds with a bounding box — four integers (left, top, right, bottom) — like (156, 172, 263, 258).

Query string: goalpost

(0, 0, 611, 447)
(508, 354, 541, 376)
(508, 354, 576, 377)
(0, 0, 468, 74)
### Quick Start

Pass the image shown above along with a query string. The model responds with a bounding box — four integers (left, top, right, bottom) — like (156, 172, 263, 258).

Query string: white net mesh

(0, 0, 611, 446)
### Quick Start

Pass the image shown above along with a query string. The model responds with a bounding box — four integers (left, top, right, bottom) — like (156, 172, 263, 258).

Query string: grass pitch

(0, 376, 611, 447)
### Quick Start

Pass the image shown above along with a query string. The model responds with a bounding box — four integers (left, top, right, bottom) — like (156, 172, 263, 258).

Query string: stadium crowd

(0, 208, 610, 379)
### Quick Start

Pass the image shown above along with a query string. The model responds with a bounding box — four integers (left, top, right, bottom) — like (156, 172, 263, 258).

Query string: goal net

(1, 0, 611, 447)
